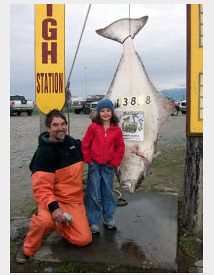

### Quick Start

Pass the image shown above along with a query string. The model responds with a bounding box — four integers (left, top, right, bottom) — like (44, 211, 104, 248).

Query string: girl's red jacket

(81, 122, 125, 168)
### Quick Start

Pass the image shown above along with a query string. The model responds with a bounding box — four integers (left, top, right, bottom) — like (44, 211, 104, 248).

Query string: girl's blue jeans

(85, 161, 116, 226)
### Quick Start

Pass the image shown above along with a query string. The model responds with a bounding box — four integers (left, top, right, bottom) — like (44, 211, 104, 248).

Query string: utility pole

(184, 4, 203, 234)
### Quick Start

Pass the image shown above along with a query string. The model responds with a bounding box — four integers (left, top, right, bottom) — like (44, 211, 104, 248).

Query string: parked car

(89, 101, 98, 112)
(69, 100, 99, 114)
(178, 100, 186, 114)
(10, 95, 35, 116)
(69, 100, 86, 114)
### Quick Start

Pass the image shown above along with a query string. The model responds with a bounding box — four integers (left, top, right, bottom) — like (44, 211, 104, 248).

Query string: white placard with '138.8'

(119, 96, 151, 107)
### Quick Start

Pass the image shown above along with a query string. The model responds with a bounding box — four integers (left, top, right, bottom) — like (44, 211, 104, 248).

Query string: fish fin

(156, 91, 176, 126)
(96, 16, 148, 44)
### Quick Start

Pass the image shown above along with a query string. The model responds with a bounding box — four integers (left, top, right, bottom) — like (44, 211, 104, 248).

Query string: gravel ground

(10, 112, 186, 219)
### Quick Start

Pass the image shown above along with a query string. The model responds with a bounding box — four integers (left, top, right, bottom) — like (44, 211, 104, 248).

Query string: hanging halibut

(96, 16, 175, 192)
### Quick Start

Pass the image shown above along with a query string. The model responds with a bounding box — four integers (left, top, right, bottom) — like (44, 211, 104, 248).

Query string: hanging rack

(66, 4, 91, 135)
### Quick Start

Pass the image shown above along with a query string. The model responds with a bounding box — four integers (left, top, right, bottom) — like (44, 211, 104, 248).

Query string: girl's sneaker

(103, 220, 117, 230)
(90, 224, 100, 234)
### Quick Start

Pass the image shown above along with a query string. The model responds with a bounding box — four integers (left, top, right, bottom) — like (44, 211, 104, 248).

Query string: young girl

(81, 99, 125, 234)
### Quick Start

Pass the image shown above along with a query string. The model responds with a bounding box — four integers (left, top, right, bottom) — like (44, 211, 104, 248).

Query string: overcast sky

(10, 4, 186, 100)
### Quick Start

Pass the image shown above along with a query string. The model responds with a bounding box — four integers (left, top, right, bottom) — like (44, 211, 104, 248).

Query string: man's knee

(77, 233, 92, 247)
(66, 232, 92, 247)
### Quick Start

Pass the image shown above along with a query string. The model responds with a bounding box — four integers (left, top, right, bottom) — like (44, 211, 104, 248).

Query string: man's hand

(52, 208, 66, 226)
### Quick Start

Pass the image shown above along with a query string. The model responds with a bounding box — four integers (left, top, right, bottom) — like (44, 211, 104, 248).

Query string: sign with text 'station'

(35, 4, 65, 114)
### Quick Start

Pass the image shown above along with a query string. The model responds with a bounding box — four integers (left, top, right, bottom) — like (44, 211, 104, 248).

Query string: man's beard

(55, 131, 66, 141)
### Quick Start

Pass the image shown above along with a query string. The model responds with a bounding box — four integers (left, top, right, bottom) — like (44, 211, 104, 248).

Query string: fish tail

(96, 16, 148, 44)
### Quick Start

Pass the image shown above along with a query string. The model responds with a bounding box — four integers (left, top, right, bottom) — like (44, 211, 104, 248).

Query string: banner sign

(187, 4, 203, 135)
(35, 4, 65, 114)
(116, 111, 144, 141)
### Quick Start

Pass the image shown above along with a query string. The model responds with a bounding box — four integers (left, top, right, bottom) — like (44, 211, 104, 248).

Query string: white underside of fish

(96, 17, 175, 192)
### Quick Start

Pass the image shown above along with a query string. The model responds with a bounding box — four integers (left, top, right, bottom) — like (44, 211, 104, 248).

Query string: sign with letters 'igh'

(35, 4, 65, 114)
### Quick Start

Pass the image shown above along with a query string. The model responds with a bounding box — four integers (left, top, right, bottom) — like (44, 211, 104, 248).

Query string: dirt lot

(11, 111, 198, 272)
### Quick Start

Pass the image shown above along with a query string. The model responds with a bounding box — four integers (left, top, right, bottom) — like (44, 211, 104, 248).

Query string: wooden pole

(183, 136, 203, 233)
(40, 113, 47, 134)
(184, 5, 203, 234)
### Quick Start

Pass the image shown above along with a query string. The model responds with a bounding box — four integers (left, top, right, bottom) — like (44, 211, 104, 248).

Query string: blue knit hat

(96, 99, 114, 112)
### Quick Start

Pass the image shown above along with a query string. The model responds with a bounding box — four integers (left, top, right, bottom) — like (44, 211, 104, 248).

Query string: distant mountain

(160, 88, 186, 102)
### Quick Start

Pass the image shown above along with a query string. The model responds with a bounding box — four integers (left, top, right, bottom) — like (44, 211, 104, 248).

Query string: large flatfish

(96, 16, 175, 192)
